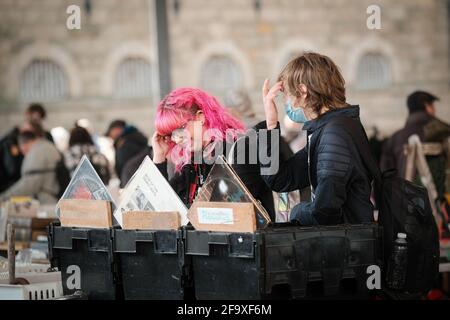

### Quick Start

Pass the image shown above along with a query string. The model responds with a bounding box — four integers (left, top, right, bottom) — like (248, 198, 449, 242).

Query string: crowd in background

(0, 90, 306, 204)
(0, 103, 151, 202)
(0, 87, 448, 227)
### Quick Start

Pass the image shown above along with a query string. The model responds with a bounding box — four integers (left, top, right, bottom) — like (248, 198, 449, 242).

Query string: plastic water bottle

(386, 233, 408, 290)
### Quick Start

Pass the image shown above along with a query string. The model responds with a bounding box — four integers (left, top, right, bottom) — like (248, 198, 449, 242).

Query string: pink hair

(155, 87, 245, 171)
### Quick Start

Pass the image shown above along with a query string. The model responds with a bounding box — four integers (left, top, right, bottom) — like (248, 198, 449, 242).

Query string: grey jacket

(0, 139, 61, 203)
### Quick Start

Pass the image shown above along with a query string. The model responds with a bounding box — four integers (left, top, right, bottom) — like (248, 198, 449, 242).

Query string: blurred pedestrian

(105, 120, 148, 182)
(0, 119, 45, 192)
(381, 91, 450, 181)
(0, 129, 61, 203)
(65, 126, 111, 185)
(24, 103, 54, 143)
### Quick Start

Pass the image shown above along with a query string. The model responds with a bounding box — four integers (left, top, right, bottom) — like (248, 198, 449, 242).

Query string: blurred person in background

(105, 119, 126, 142)
(225, 89, 296, 166)
(225, 88, 296, 158)
(77, 118, 116, 183)
(224, 89, 258, 128)
(368, 126, 386, 167)
(120, 145, 153, 188)
(65, 126, 111, 185)
(0, 103, 54, 192)
(0, 119, 46, 192)
(0, 126, 23, 192)
(0, 127, 61, 203)
(76, 118, 101, 150)
(51, 126, 70, 153)
(24, 103, 54, 143)
(381, 91, 449, 178)
(381, 91, 450, 237)
(105, 119, 148, 184)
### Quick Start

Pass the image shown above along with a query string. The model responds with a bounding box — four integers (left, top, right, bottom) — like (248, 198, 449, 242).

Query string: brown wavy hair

(278, 52, 347, 115)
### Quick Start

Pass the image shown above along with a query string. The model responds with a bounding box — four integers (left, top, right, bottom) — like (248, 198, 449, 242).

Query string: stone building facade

(0, 0, 449, 138)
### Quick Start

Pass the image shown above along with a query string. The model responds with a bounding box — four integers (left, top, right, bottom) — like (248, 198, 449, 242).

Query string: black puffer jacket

(114, 126, 148, 179)
(261, 105, 374, 225)
(120, 146, 153, 188)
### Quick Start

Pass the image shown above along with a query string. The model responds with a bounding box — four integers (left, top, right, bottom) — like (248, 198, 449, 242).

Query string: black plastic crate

(47, 222, 120, 300)
(114, 229, 190, 300)
(262, 223, 382, 299)
(185, 223, 382, 300)
(184, 229, 263, 300)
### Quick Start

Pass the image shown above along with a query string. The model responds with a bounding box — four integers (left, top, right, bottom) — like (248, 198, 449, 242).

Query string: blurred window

(114, 57, 153, 98)
(356, 52, 391, 90)
(200, 55, 243, 103)
(19, 59, 68, 102)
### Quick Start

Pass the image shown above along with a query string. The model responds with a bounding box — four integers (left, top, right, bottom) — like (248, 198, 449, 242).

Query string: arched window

(114, 57, 153, 98)
(356, 53, 392, 90)
(19, 59, 68, 102)
(200, 55, 243, 103)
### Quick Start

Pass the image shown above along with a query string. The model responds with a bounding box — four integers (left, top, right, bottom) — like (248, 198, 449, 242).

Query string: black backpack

(329, 116, 440, 294)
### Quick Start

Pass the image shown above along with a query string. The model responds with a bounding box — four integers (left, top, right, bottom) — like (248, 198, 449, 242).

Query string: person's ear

(425, 103, 436, 116)
(195, 111, 205, 125)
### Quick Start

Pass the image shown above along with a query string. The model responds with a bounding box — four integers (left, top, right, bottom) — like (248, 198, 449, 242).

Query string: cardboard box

(122, 211, 180, 230)
(187, 202, 256, 233)
(32, 230, 48, 242)
(6, 198, 40, 218)
(30, 218, 56, 230)
(59, 199, 112, 228)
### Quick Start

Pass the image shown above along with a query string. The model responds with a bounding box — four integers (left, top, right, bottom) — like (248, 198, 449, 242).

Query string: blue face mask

(285, 100, 307, 123)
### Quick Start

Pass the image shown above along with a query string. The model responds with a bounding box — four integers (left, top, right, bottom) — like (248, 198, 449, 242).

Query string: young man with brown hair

(260, 52, 374, 225)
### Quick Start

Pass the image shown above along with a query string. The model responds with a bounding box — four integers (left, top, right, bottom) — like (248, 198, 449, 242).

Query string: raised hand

(262, 79, 283, 130)
(151, 132, 170, 163)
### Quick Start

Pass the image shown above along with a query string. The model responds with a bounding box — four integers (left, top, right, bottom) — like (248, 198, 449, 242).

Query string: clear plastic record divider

(194, 155, 271, 228)
(55, 155, 118, 224)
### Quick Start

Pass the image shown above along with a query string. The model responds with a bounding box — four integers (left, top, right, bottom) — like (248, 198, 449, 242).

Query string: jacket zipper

(307, 134, 315, 200)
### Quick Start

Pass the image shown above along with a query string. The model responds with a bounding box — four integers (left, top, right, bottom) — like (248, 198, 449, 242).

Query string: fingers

(163, 135, 170, 144)
(152, 132, 167, 145)
(151, 132, 159, 144)
(263, 79, 283, 100)
(262, 78, 269, 97)
(267, 81, 283, 99)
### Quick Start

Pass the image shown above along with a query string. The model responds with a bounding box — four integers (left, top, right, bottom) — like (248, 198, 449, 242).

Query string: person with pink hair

(152, 87, 275, 218)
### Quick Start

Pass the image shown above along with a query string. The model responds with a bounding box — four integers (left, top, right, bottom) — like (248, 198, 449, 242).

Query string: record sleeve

(195, 155, 271, 228)
(56, 155, 117, 223)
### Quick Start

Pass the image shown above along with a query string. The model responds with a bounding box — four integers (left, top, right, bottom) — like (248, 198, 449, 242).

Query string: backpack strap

(22, 168, 59, 198)
(24, 168, 55, 175)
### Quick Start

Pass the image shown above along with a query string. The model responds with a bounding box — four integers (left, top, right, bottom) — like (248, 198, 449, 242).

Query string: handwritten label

(197, 207, 234, 225)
